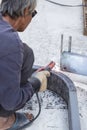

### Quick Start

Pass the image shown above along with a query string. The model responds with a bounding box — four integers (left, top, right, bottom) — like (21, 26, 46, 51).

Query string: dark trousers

(0, 43, 34, 117)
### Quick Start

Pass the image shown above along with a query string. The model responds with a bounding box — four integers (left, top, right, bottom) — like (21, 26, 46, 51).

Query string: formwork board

(83, 0, 87, 35)
(33, 66, 81, 130)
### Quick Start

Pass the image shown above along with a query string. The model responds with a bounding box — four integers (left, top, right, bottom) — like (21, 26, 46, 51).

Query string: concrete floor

(0, 0, 87, 130)
(19, 0, 87, 130)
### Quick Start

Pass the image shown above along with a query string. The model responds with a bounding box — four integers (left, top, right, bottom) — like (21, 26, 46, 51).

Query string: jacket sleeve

(0, 49, 35, 111)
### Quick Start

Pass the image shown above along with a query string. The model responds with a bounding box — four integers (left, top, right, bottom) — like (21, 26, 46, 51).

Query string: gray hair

(0, 0, 37, 19)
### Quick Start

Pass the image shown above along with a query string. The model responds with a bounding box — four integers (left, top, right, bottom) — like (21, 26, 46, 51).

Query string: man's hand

(29, 70, 50, 92)
(33, 71, 50, 91)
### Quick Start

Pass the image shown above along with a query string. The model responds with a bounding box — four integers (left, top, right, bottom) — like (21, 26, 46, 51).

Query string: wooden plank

(83, 0, 87, 35)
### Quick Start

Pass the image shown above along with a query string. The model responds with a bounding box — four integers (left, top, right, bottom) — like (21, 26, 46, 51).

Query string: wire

(45, 0, 87, 7)
(31, 92, 41, 121)
(18, 92, 41, 130)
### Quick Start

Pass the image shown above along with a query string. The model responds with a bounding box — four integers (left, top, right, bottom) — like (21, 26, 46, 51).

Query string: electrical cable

(45, 0, 87, 7)
(18, 92, 41, 130)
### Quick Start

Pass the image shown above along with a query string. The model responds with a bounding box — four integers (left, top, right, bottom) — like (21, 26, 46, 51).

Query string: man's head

(0, 0, 37, 31)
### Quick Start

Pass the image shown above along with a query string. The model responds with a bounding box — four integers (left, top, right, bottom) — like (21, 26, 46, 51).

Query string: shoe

(7, 112, 34, 130)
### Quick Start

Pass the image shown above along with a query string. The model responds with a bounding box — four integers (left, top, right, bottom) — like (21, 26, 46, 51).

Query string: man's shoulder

(0, 24, 20, 43)
(0, 24, 23, 58)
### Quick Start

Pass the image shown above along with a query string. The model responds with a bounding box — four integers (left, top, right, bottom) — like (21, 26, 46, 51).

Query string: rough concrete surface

(19, 0, 87, 130)
(0, 0, 87, 130)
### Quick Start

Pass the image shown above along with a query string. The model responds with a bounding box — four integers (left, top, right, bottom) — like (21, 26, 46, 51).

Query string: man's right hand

(33, 70, 50, 92)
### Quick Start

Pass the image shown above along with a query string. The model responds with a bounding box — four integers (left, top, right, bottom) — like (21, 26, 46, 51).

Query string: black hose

(45, 0, 86, 7)
(19, 92, 41, 130)
(30, 92, 41, 121)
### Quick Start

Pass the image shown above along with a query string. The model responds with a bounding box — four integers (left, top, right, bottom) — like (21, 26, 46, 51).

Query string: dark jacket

(0, 14, 34, 111)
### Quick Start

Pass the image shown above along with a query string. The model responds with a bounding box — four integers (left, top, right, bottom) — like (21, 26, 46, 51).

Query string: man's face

(17, 16, 32, 32)
(17, 8, 37, 32)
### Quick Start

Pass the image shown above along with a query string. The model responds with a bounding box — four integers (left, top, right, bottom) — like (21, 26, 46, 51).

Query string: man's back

(0, 13, 25, 110)
(0, 13, 23, 58)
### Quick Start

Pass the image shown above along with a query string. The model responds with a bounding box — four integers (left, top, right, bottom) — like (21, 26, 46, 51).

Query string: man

(0, 0, 50, 129)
